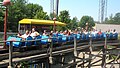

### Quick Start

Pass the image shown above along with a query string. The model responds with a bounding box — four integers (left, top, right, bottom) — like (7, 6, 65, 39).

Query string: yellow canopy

(19, 19, 66, 26)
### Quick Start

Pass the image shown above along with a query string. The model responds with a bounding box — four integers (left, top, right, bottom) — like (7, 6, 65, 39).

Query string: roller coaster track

(0, 40, 119, 59)
(0, 40, 119, 67)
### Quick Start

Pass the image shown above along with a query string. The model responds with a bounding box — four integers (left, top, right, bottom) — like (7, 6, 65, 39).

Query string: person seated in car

(30, 28, 40, 39)
(112, 29, 117, 34)
(74, 29, 78, 34)
(98, 29, 102, 35)
(43, 30, 48, 36)
(17, 30, 29, 40)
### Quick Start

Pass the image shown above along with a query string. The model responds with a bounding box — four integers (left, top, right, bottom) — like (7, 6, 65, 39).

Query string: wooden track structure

(0, 37, 120, 68)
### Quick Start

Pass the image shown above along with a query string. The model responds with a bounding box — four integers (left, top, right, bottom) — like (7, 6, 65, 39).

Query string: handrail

(0, 35, 76, 43)
(0, 32, 118, 43)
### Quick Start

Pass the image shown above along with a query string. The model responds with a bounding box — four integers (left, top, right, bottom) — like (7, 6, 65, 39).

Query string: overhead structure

(50, 0, 59, 16)
(55, 0, 59, 16)
(98, 0, 107, 23)
(50, 0, 54, 15)
(19, 19, 66, 26)
(50, 0, 59, 32)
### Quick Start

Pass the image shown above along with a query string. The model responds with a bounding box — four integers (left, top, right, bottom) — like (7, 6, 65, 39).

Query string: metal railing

(0, 32, 17, 41)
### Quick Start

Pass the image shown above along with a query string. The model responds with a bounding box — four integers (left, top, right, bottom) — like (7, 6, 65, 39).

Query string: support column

(88, 34, 92, 68)
(8, 41, 13, 68)
(49, 41, 53, 68)
(61, 55, 65, 66)
(34, 64, 37, 68)
(4, 7, 8, 48)
(101, 37, 107, 68)
(119, 60, 120, 68)
(82, 52, 85, 68)
(74, 36, 78, 68)
(45, 58, 50, 68)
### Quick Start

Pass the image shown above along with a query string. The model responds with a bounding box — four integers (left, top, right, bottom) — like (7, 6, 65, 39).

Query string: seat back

(6, 36, 22, 48)
(25, 36, 33, 46)
(41, 35, 49, 44)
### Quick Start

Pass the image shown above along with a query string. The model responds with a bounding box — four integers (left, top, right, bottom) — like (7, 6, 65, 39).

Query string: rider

(17, 30, 29, 40)
(30, 28, 40, 39)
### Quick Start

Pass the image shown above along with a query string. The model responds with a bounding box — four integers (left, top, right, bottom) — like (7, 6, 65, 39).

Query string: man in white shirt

(18, 30, 29, 40)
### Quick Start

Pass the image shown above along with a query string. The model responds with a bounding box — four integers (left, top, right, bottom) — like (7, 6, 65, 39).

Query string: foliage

(105, 12, 120, 24)
(49, 13, 54, 20)
(0, 0, 100, 32)
(0, 10, 4, 31)
(0, 0, 95, 32)
(0, 0, 3, 2)
(113, 13, 120, 24)
(0, 0, 50, 32)
(26, 3, 43, 19)
(26, 3, 49, 20)
(79, 16, 95, 31)
(69, 17, 78, 30)
(7, 0, 27, 32)
(104, 14, 114, 24)
(58, 10, 71, 24)
(58, 10, 71, 31)
(34, 10, 49, 20)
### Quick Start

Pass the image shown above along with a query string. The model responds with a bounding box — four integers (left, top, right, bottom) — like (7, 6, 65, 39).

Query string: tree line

(0, 0, 120, 32)
(104, 13, 120, 24)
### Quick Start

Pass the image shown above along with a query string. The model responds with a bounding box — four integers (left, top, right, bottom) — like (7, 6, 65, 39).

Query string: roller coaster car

(40, 35, 49, 45)
(108, 33, 118, 40)
(34, 35, 49, 47)
(6, 36, 22, 48)
(6, 36, 33, 48)
(6, 33, 118, 51)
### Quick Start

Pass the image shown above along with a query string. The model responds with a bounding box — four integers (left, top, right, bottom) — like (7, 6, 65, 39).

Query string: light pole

(2, 0, 11, 48)
(53, 17, 56, 32)
(53, 10, 56, 32)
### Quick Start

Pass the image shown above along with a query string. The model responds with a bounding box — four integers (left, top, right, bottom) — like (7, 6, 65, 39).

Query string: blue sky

(28, 0, 120, 21)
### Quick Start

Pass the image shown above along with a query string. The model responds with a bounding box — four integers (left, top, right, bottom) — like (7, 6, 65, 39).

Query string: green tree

(49, 12, 59, 20)
(104, 17, 108, 23)
(69, 17, 78, 30)
(106, 14, 114, 24)
(0, 0, 4, 32)
(49, 13, 54, 20)
(26, 3, 43, 19)
(26, 3, 49, 20)
(104, 13, 120, 24)
(0, 10, 4, 31)
(58, 10, 71, 30)
(0, 0, 50, 32)
(34, 10, 49, 20)
(113, 13, 120, 24)
(0, 0, 3, 2)
(8, 0, 27, 32)
(79, 16, 95, 31)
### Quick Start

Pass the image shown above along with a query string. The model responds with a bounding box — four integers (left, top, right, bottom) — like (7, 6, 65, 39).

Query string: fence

(0, 32, 17, 41)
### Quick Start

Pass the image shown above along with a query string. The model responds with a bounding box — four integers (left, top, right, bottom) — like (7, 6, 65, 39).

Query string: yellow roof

(19, 19, 66, 26)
